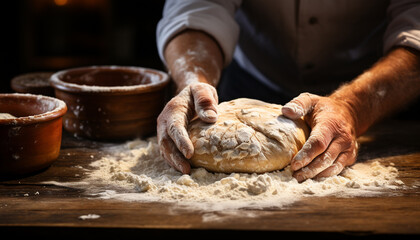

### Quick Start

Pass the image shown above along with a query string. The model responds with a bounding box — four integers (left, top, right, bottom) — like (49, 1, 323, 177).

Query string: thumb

(282, 92, 319, 119)
(190, 83, 219, 123)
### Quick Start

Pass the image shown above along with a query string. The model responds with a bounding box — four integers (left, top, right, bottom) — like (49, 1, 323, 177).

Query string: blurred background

(1, 0, 165, 92)
(1, 0, 418, 119)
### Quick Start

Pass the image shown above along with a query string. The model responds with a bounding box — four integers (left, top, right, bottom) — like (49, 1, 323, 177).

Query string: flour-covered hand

(157, 82, 218, 174)
(282, 92, 358, 182)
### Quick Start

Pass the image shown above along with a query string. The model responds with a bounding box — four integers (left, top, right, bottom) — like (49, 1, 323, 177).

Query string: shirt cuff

(383, 3, 420, 53)
(384, 29, 420, 53)
(156, 1, 240, 67)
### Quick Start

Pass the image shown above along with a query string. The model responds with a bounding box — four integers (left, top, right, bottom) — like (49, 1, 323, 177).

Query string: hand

(157, 82, 219, 174)
(282, 92, 358, 182)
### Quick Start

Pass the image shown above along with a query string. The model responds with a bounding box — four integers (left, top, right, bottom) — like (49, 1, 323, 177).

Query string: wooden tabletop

(1, 118, 419, 239)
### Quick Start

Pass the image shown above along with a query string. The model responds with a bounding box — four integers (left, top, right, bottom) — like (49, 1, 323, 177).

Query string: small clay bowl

(50, 65, 170, 141)
(0, 93, 67, 177)
(10, 72, 55, 96)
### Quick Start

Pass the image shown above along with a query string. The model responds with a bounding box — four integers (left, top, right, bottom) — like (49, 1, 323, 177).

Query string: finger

(166, 115, 194, 159)
(315, 149, 357, 179)
(157, 95, 195, 159)
(282, 92, 319, 119)
(291, 125, 334, 171)
(293, 140, 342, 182)
(158, 133, 191, 174)
(190, 83, 218, 123)
(314, 154, 347, 179)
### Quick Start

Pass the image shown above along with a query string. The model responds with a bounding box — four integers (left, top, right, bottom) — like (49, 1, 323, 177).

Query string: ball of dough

(187, 98, 309, 173)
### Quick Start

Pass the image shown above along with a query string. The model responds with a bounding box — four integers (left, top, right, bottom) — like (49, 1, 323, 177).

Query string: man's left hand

(282, 92, 359, 182)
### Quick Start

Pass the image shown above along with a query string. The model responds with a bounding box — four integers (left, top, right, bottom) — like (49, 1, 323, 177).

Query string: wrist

(329, 47, 420, 136)
(164, 30, 224, 95)
(174, 72, 214, 94)
(329, 92, 361, 136)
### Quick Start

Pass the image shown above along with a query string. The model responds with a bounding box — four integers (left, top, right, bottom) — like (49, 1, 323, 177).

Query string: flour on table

(80, 137, 404, 211)
(78, 214, 101, 220)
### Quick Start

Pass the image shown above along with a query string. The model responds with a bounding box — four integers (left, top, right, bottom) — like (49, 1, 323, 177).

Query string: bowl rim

(11, 71, 54, 87)
(0, 93, 67, 126)
(50, 65, 170, 94)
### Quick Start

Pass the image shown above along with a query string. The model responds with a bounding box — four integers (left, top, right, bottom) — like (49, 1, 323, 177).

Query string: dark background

(1, 0, 418, 119)
(1, 0, 165, 92)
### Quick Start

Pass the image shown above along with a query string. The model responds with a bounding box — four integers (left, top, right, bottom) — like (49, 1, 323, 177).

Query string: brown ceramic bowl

(49, 65, 170, 141)
(10, 72, 55, 96)
(0, 93, 67, 177)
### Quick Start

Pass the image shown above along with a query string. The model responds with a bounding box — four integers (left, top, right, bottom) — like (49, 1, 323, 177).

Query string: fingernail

(179, 146, 193, 159)
(292, 161, 303, 171)
(201, 109, 217, 121)
(283, 103, 304, 117)
(185, 148, 194, 159)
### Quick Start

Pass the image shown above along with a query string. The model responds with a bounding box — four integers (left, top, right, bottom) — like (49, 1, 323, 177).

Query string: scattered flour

(78, 214, 101, 220)
(0, 113, 16, 119)
(79, 137, 404, 211)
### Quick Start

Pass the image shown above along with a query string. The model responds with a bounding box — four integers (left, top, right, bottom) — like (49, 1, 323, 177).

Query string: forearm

(164, 30, 224, 93)
(330, 47, 420, 136)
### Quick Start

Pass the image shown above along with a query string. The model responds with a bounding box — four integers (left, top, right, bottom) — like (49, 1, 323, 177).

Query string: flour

(0, 113, 16, 119)
(50, 66, 167, 92)
(78, 214, 101, 220)
(82, 136, 404, 211)
(171, 39, 220, 86)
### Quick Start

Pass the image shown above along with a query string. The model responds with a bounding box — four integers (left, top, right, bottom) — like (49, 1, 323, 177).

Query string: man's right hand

(157, 82, 219, 174)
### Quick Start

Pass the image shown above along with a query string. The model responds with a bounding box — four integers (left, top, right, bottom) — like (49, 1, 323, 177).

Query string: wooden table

(1, 118, 419, 239)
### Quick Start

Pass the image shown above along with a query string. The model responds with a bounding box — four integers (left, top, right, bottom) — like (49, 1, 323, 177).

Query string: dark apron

(217, 60, 293, 105)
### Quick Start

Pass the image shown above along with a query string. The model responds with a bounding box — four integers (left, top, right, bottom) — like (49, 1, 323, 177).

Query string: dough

(187, 98, 309, 173)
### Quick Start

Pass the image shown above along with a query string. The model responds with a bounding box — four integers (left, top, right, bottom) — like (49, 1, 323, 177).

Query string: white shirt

(156, 0, 420, 96)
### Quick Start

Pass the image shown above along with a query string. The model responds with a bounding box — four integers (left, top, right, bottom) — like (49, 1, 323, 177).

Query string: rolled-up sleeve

(156, 0, 242, 66)
(383, 0, 420, 53)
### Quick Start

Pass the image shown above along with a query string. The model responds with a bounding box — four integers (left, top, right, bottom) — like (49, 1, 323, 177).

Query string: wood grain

(0, 119, 419, 238)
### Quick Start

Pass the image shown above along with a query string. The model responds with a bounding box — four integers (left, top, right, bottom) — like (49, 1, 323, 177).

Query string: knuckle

(321, 118, 354, 143)
(333, 123, 356, 149)
(321, 151, 335, 163)
(339, 133, 354, 149)
(168, 121, 181, 136)
(167, 97, 183, 108)
(195, 95, 215, 108)
(158, 133, 170, 145)
(298, 92, 312, 98)
(191, 84, 217, 107)
(293, 97, 307, 106)
(338, 152, 356, 166)
(316, 138, 329, 150)
(160, 100, 180, 116)
(157, 111, 167, 123)
(168, 122, 189, 145)
(329, 162, 344, 176)
(309, 136, 329, 151)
